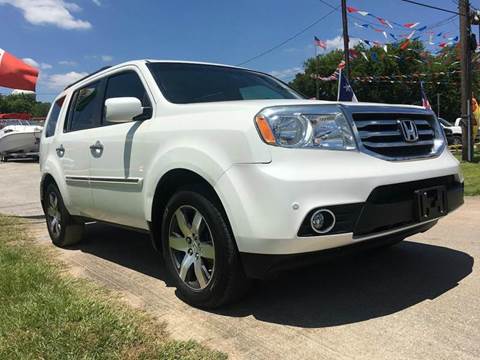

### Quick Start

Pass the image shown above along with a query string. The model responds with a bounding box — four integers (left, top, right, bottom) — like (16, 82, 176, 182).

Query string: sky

(0, 0, 475, 102)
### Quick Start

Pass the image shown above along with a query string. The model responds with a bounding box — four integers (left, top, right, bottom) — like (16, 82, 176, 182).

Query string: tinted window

(45, 97, 65, 137)
(68, 82, 102, 131)
(147, 62, 302, 104)
(104, 71, 151, 106)
(103, 71, 151, 124)
(439, 118, 452, 127)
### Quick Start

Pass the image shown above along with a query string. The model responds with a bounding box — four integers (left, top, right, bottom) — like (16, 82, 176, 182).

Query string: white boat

(0, 119, 43, 156)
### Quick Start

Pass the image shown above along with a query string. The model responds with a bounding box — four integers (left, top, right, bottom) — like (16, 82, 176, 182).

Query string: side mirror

(104, 97, 144, 123)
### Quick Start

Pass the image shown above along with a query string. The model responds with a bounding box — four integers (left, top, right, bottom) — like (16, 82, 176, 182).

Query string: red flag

(0, 49, 39, 91)
(420, 81, 431, 110)
(347, 6, 358, 13)
(403, 22, 419, 29)
(400, 39, 410, 50)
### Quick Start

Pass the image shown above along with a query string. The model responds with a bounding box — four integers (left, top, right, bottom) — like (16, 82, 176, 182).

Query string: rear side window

(103, 71, 151, 124)
(67, 81, 102, 132)
(45, 97, 65, 137)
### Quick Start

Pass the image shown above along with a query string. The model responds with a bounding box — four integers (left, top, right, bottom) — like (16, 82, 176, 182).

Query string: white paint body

(39, 60, 462, 256)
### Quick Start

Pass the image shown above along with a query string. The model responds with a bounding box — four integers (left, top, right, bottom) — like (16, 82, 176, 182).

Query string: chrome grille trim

(340, 106, 445, 161)
(362, 140, 434, 148)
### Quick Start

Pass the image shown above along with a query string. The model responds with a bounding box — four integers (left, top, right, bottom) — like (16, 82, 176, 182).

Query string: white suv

(40, 60, 464, 308)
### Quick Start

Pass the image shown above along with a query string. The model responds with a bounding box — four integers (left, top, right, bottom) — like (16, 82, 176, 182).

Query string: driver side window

(103, 71, 152, 125)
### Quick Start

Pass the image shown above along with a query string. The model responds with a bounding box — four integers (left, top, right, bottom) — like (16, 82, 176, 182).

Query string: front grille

(352, 113, 438, 159)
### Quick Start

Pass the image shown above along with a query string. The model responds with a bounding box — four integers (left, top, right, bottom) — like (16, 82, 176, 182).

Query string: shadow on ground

(70, 222, 473, 328)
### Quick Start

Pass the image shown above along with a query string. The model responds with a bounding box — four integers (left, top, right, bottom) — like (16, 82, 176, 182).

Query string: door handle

(56, 145, 65, 157)
(89, 141, 104, 151)
(89, 140, 104, 157)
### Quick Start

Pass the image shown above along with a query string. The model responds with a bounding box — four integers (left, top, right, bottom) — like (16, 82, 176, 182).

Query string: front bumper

(241, 220, 439, 279)
(215, 148, 463, 257)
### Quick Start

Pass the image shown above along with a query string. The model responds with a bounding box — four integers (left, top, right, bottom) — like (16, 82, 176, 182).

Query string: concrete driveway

(1, 161, 479, 359)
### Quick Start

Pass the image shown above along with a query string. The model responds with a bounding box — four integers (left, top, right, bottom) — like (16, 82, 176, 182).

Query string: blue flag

(337, 69, 358, 102)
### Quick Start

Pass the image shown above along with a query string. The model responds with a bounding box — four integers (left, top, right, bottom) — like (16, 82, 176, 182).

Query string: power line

(236, 6, 339, 66)
(398, 0, 462, 16)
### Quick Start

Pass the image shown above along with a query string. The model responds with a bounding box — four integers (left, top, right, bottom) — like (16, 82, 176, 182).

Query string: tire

(453, 135, 462, 146)
(44, 183, 85, 247)
(161, 188, 249, 308)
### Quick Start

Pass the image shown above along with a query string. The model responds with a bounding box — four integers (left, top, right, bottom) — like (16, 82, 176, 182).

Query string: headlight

(255, 105, 357, 150)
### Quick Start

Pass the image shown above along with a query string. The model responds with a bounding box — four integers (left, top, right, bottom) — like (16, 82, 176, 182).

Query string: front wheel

(161, 189, 249, 308)
(44, 183, 85, 247)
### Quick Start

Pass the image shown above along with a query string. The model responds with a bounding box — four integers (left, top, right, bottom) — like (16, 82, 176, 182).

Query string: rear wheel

(44, 183, 85, 247)
(161, 189, 249, 308)
(453, 135, 462, 146)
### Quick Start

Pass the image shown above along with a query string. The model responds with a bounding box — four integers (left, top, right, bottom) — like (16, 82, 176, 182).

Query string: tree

(0, 94, 51, 117)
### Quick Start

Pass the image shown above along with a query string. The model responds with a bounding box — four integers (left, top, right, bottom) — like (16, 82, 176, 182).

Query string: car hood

(161, 99, 429, 119)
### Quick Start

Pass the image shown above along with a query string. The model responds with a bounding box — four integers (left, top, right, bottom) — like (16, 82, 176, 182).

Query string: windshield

(0, 119, 23, 128)
(439, 118, 452, 127)
(147, 62, 303, 104)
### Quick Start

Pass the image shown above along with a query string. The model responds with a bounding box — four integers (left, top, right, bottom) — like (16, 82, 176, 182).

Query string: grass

(451, 148, 480, 196)
(0, 216, 226, 360)
(460, 160, 480, 196)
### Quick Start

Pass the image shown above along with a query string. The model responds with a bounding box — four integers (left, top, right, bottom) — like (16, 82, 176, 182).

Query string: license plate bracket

(414, 186, 447, 221)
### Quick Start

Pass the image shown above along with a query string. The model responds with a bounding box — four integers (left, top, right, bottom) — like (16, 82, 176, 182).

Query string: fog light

(310, 209, 336, 234)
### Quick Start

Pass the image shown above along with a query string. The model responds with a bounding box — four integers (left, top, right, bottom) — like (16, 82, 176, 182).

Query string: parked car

(442, 117, 480, 144)
(439, 118, 462, 145)
(442, 126, 454, 145)
(39, 60, 464, 308)
(456, 117, 480, 143)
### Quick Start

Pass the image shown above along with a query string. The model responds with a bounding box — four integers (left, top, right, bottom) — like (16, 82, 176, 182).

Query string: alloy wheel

(46, 191, 62, 238)
(168, 205, 215, 290)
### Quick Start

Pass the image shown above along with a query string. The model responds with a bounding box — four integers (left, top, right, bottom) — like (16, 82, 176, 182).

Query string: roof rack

(64, 66, 112, 90)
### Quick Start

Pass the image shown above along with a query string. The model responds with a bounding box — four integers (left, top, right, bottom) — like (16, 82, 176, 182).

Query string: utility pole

(341, 0, 351, 80)
(459, 0, 473, 161)
(437, 93, 441, 118)
(315, 45, 320, 99)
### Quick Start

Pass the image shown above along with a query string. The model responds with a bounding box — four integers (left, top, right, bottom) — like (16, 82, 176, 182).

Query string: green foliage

(289, 41, 476, 123)
(0, 94, 51, 117)
(454, 149, 480, 196)
(0, 216, 226, 360)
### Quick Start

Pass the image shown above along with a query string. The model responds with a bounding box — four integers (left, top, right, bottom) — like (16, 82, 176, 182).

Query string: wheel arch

(149, 168, 232, 251)
(40, 173, 58, 210)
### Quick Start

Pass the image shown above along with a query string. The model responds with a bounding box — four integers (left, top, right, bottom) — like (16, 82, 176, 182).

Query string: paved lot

(1, 161, 479, 359)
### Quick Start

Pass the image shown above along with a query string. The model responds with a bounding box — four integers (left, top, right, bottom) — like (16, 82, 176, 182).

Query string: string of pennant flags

(313, 36, 467, 63)
(313, 51, 480, 83)
(312, 68, 462, 82)
(313, 4, 461, 60)
(307, 4, 480, 94)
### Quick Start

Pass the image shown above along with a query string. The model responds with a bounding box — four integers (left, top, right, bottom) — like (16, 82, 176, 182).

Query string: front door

(87, 69, 154, 229)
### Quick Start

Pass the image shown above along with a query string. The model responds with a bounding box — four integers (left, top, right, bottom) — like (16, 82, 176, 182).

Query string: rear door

(87, 68, 154, 229)
(53, 80, 104, 216)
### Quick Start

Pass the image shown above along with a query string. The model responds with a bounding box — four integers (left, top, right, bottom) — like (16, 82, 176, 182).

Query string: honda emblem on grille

(398, 119, 419, 142)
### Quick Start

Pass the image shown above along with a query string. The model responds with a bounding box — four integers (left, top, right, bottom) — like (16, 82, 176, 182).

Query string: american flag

(420, 81, 431, 110)
(314, 36, 327, 49)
